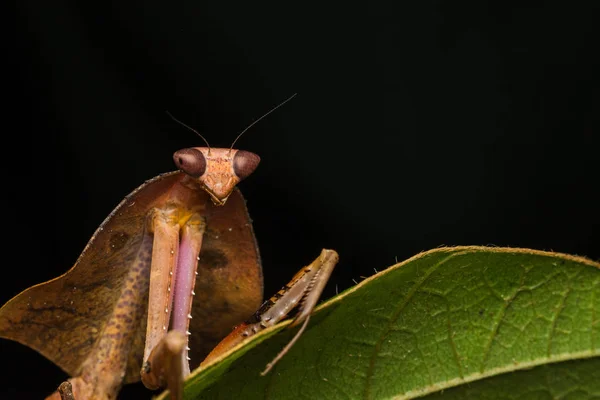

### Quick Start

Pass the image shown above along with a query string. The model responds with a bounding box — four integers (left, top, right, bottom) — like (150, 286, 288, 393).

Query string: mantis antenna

(166, 111, 212, 155)
(229, 93, 297, 153)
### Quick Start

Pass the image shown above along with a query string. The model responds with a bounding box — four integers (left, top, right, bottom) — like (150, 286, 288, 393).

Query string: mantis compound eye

(233, 150, 261, 181)
(173, 148, 207, 178)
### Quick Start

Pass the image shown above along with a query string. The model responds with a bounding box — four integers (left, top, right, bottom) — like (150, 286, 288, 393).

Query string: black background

(4, 2, 599, 398)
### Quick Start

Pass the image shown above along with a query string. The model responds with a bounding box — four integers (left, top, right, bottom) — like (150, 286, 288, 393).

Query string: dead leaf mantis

(0, 98, 339, 399)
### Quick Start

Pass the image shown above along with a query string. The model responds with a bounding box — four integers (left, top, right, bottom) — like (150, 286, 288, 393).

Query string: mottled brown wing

(0, 171, 262, 383)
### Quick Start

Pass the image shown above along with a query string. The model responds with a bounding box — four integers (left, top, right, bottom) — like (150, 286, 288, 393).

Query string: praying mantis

(0, 101, 339, 399)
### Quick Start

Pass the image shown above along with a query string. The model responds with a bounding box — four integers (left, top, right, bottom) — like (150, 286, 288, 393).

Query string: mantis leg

(141, 209, 205, 400)
(46, 229, 155, 400)
(201, 249, 339, 374)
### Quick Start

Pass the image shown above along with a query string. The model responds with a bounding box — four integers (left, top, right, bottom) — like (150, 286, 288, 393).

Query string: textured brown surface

(0, 171, 262, 390)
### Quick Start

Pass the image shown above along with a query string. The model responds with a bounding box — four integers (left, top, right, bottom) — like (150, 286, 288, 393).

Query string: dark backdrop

(5, 2, 598, 398)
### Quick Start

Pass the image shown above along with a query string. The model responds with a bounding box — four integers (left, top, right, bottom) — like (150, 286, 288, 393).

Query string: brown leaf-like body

(0, 171, 263, 385)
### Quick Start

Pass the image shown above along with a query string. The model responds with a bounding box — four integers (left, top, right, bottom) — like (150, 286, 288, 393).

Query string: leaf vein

(364, 252, 463, 400)
(547, 284, 572, 357)
(479, 264, 527, 372)
(447, 297, 464, 379)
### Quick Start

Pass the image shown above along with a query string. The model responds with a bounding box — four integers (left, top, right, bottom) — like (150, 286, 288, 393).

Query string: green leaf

(159, 246, 600, 400)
